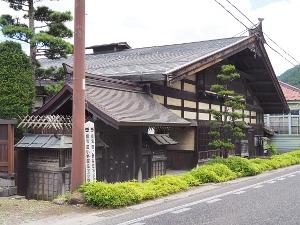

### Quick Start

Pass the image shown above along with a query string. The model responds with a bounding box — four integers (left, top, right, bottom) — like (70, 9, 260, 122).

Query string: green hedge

(79, 150, 300, 208)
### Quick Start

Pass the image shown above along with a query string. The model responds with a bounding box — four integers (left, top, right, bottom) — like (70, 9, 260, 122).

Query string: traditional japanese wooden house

(16, 75, 189, 199)
(38, 24, 287, 175)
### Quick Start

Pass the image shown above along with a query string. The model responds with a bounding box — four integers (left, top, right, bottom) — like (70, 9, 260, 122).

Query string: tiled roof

(40, 36, 249, 80)
(35, 72, 190, 128)
(15, 134, 72, 149)
(279, 81, 300, 101)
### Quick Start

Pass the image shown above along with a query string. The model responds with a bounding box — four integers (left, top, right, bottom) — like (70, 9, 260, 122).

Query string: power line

(213, 0, 249, 29)
(232, 29, 248, 37)
(224, 0, 255, 26)
(213, 0, 300, 66)
(265, 42, 297, 67)
(232, 24, 257, 37)
(264, 34, 300, 65)
(224, 0, 299, 64)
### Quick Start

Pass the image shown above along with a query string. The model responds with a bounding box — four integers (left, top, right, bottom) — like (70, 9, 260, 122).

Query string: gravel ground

(0, 197, 96, 225)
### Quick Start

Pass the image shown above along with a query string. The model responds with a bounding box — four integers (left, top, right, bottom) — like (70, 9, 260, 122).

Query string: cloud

(0, 0, 299, 75)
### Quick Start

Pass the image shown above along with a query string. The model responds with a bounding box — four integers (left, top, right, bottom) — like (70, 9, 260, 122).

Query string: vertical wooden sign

(84, 121, 96, 182)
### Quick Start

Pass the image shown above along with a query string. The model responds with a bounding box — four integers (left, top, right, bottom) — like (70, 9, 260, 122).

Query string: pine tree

(208, 64, 246, 157)
(0, 0, 73, 78)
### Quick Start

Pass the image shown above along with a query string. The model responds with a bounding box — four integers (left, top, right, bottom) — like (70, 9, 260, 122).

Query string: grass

(79, 149, 300, 208)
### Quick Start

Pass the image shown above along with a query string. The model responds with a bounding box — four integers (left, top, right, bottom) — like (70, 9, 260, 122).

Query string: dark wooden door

(0, 125, 8, 173)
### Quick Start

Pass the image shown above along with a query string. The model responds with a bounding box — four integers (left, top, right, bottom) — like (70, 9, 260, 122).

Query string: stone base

(0, 186, 17, 197)
(0, 177, 17, 197)
(0, 177, 15, 187)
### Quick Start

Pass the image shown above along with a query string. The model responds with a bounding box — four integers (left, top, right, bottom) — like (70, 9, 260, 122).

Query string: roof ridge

(279, 80, 300, 93)
(121, 36, 248, 52)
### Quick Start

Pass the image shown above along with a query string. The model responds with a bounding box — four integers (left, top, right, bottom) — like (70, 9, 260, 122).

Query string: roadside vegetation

(79, 149, 300, 208)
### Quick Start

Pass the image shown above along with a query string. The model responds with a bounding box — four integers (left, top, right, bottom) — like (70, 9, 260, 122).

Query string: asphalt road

(91, 165, 300, 225)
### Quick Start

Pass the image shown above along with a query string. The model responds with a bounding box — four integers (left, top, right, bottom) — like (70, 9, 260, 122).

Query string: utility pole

(71, 0, 86, 191)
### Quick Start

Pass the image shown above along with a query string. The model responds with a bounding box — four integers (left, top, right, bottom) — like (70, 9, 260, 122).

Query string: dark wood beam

(260, 102, 284, 106)
(237, 70, 256, 81)
(248, 81, 273, 86)
(242, 68, 265, 74)
(255, 92, 277, 96)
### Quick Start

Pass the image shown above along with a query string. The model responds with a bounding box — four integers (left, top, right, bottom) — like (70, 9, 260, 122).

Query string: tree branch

(35, 25, 48, 29)
(7, 36, 30, 43)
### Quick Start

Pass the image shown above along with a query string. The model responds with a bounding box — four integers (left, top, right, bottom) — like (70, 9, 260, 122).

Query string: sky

(0, 0, 299, 76)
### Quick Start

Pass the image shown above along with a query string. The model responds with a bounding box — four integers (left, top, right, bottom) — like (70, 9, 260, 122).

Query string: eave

(167, 36, 256, 82)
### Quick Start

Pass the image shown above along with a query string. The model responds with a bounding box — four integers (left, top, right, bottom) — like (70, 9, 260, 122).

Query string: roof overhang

(167, 36, 256, 82)
(34, 77, 190, 129)
(15, 134, 72, 150)
(166, 36, 288, 114)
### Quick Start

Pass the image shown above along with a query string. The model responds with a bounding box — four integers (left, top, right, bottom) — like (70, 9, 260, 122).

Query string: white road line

(288, 174, 296, 178)
(253, 185, 263, 189)
(233, 190, 246, 195)
(278, 177, 286, 181)
(171, 208, 191, 214)
(132, 223, 145, 225)
(117, 169, 300, 225)
(266, 180, 276, 184)
(206, 198, 222, 204)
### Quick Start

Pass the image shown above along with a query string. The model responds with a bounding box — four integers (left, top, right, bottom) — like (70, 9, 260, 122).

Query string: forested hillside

(278, 65, 300, 88)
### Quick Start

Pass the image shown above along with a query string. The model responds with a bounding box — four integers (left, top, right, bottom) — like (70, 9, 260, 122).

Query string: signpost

(85, 121, 96, 182)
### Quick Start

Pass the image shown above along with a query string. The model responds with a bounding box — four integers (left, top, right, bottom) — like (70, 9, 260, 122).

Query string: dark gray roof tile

(40, 37, 248, 80)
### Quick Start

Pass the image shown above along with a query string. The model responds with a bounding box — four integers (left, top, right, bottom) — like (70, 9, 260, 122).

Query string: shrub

(249, 158, 272, 171)
(179, 172, 202, 186)
(268, 154, 300, 169)
(286, 150, 300, 159)
(146, 175, 190, 196)
(210, 156, 261, 176)
(190, 163, 236, 183)
(268, 144, 278, 156)
(79, 181, 143, 208)
(79, 150, 300, 208)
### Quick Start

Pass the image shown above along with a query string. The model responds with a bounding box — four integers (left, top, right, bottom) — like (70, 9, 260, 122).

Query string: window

(291, 116, 300, 135)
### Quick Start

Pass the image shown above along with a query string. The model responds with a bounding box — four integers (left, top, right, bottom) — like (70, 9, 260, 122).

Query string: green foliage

(44, 80, 64, 96)
(267, 144, 278, 156)
(36, 66, 65, 81)
(179, 173, 202, 186)
(0, 41, 35, 118)
(208, 64, 246, 154)
(209, 156, 261, 177)
(79, 181, 143, 208)
(0, 0, 73, 79)
(79, 149, 300, 208)
(208, 140, 234, 151)
(146, 175, 190, 196)
(190, 163, 237, 183)
(278, 65, 300, 88)
(249, 158, 273, 171)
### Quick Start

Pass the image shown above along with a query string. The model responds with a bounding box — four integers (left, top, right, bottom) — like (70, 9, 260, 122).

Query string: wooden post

(7, 124, 14, 176)
(71, 0, 86, 191)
